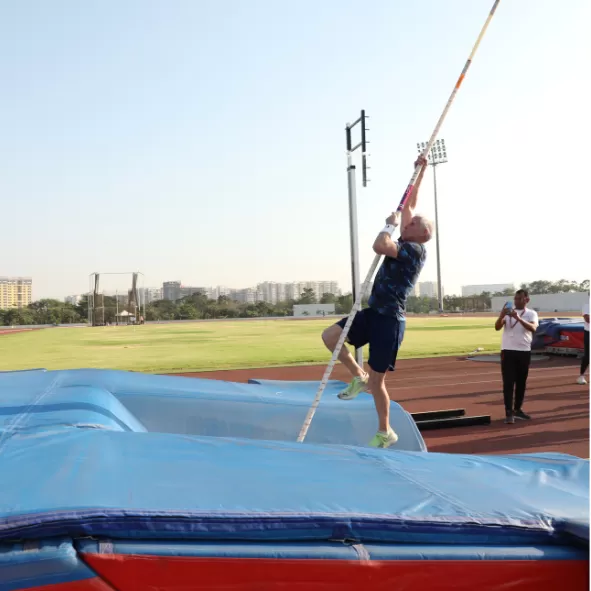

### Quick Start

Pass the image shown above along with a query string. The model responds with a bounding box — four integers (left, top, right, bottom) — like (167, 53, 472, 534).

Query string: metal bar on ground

(410, 408, 465, 422)
(296, 0, 501, 443)
(414, 415, 491, 432)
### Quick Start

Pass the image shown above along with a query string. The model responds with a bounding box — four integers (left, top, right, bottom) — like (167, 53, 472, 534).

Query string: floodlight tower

(417, 138, 448, 313)
(345, 110, 370, 366)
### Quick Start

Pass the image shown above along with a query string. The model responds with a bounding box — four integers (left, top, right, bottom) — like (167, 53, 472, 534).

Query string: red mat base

(82, 554, 589, 591)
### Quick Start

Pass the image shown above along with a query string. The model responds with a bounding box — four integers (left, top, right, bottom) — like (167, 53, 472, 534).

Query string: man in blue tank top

(322, 155, 432, 448)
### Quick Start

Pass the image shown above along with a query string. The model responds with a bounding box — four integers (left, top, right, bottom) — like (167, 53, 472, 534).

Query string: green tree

(146, 299, 177, 321)
(298, 288, 316, 304)
(255, 301, 274, 317)
(183, 291, 209, 316)
(443, 295, 464, 311)
(240, 304, 259, 318)
(177, 302, 199, 320)
(272, 300, 293, 317)
(520, 280, 552, 294)
(204, 302, 219, 319)
(76, 296, 90, 322)
(25, 298, 84, 325)
(335, 294, 353, 314)
(1, 308, 36, 326)
(520, 280, 589, 295)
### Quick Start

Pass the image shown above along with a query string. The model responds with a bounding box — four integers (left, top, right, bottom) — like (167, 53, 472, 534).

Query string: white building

(138, 287, 163, 304)
(284, 281, 340, 302)
(293, 303, 336, 317)
(208, 286, 232, 300)
(285, 282, 304, 301)
(418, 281, 443, 298)
(64, 295, 82, 305)
(491, 292, 589, 313)
(231, 288, 257, 304)
(189, 281, 341, 304)
(314, 281, 340, 299)
(462, 283, 515, 296)
(256, 282, 279, 304)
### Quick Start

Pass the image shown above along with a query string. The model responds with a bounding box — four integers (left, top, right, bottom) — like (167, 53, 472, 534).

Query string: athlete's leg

(367, 369, 390, 433)
(322, 311, 370, 399)
(365, 310, 404, 448)
(322, 323, 366, 379)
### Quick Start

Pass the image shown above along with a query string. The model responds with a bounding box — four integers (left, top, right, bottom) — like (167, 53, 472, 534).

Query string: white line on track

(388, 370, 581, 392)
(387, 364, 578, 385)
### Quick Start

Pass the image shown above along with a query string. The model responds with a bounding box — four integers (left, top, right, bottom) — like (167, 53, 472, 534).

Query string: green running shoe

(337, 375, 369, 400)
(369, 428, 399, 449)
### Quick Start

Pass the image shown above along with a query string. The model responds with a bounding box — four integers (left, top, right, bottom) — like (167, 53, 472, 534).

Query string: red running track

(0, 327, 42, 335)
(178, 355, 589, 458)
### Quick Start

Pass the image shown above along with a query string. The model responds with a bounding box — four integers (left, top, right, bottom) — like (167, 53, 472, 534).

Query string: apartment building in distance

(64, 295, 83, 306)
(282, 281, 340, 302)
(162, 280, 341, 304)
(232, 288, 257, 304)
(418, 281, 443, 298)
(0, 277, 32, 309)
(138, 287, 164, 304)
(163, 281, 213, 302)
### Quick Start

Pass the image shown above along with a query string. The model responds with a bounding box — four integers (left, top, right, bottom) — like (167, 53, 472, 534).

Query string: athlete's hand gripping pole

(297, 0, 501, 443)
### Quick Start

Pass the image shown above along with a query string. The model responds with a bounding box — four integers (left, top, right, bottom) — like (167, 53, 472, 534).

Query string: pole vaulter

(298, 0, 501, 443)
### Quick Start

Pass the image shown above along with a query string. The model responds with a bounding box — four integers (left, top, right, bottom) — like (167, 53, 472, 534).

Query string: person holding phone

(495, 289, 539, 424)
(578, 300, 589, 385)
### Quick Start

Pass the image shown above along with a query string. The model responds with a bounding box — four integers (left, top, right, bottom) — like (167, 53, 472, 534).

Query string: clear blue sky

(1, 0, 589, 299)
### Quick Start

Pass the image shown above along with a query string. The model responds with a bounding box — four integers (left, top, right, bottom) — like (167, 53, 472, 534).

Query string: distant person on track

(578, 300, 589, 385)
(495, 289, 539, 424)
(321, 154, 432, 449)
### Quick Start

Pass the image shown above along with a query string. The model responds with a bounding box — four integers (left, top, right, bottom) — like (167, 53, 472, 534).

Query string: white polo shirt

(501, 308, 539, 352)
(583, 302, 589, 332)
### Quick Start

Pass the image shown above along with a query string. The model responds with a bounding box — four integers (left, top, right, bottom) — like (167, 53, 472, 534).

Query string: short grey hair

(416, 215, 434, 240)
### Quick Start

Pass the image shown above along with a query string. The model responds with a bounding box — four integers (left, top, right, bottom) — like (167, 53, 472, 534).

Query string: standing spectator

(578, 300, 589, 385)
(495, 289, 539, 424)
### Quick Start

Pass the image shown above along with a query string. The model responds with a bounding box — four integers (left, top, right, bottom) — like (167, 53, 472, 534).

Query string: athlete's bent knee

(322, 324, 342, 350)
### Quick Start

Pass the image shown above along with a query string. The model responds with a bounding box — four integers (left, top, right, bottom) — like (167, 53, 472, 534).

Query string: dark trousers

(501, 350, 531, 414)
(582, 331, 590, 375)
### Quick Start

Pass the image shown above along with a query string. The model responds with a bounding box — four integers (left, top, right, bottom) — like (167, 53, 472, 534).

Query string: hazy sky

(1, 0, 589, 299)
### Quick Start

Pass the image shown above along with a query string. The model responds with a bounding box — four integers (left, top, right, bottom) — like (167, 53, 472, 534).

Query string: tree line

(0, 279, 588, 326)
(0, 291, 358, 326)
(0, 299, 84, 327)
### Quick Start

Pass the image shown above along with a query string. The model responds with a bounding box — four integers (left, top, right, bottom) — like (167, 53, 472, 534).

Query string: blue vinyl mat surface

(0, 369, 588, 548)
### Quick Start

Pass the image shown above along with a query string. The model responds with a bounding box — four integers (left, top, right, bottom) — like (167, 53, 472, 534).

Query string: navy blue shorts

(336, 307, 405, 373)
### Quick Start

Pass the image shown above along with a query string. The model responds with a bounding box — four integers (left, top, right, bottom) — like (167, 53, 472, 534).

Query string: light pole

(417, 138, 447, 313)
(345, 110, 370, 367)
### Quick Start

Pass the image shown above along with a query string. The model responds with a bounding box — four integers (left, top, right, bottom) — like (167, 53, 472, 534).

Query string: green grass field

(0, 317, 503, 373)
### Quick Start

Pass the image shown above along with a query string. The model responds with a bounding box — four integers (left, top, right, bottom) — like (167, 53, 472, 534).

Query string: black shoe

(514, 410, 531, 421)
(504, 413, 515, 424)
